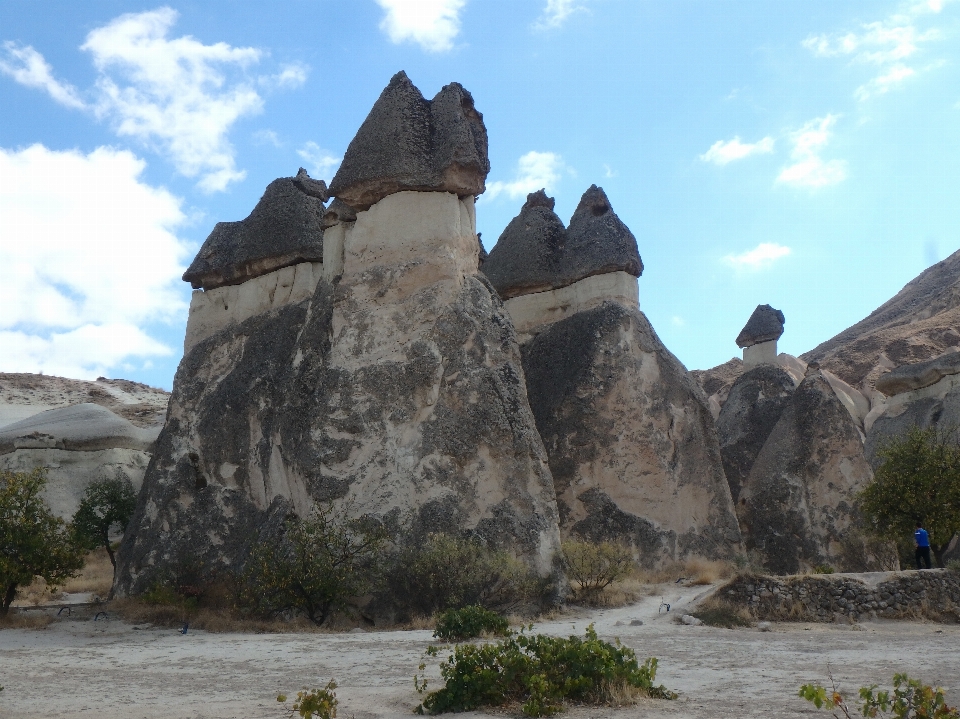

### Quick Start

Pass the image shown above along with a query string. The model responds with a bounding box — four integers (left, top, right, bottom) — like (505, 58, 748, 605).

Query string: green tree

(72, 474, 137, 570)
(239, 505, 385, 625)
(0, 468, 86, 616)
(861, 426, 960, 568)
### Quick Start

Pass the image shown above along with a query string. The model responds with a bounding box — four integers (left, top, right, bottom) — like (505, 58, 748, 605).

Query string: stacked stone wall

(721, 570, 960, 623)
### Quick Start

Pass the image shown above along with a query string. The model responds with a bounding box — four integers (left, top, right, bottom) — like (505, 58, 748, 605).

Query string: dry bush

(689, 596, 753, 628)
(110, 598, 331, 633)
(633, 557, 735, 587)
(61, 549, 114, 596)
(0, 611, 54, 629)
(562, 540, 635, 604)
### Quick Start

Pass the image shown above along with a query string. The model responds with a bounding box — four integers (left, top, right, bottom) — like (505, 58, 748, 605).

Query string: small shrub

(813, 565, 835, 575)
(800, 673, 959, 718)
(433, 605, 509, 642)
(689, 598, 752, 629)
(277, 680, 338, 719)
(416, 624, 676, 716)
(947, 559, 960, 574)
(561, 540, 634, 604)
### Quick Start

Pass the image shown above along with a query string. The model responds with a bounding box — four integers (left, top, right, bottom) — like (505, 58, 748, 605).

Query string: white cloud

(0, 143, 189, 378)
(699, 136, 775, 165)
(603, 163, 617, 178)
(776, 115, 847, 188)
(723, 243, 792, 272)
(803, 3, 948, 102)
(297, 142, 341, 182)
(535, 0, 588, 30)
(375, 0, 466, 53)
(484, 151, 564, 201)
(1, 8, 305, 192)
(253, 129, 283, 147)
(0, 41, 86, 109)
(671, 316, 686, 327)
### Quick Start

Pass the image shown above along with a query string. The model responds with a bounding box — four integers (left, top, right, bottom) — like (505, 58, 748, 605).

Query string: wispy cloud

(297, 142, 341, 182)
(0, 41, 85, 109)
(535, 0, 588, 30)
(375, 0, 466, 53)
(776, 115, 847, 188)
(0, 8, 305, 192)
(603, 163, 617, 178)
(724, 243, 792, 272)
(700, 136, 775, 165)
(803, 1, 950, 101)
(0, 143, 188, 378)
(484, 151, 564, 201)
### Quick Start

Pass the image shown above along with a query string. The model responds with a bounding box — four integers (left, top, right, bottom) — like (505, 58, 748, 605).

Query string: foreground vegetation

(801, 673, 959, 719)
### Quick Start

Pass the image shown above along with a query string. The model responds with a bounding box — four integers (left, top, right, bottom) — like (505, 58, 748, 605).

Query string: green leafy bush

(800, 673, 959, 718)
(416, 624, 676, 716)
(239, 506, 385, 625)
(277, 680, 338, 718)
(560, 540, 634, 604)
(0, 468, 85, 615)
(433, 605, 509, 642)
(72, 473, 137, 572)
(383, 533, 544, 619)
(813, 565, 835, 575)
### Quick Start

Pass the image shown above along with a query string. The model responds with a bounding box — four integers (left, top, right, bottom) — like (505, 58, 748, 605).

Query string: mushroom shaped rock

(329, 71, 489, 210)
(564, 185, 643, 281)
(736, 305, 786, 348)
(874, 350, 960, 397)
(183, 175, 325, 290)
(482, 190, 568, 299)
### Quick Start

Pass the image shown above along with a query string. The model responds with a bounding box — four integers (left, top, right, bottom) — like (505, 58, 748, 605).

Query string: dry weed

(61, 549, 114, 596)
(0, 611, 54, 630)
(689, 597, 753, 628)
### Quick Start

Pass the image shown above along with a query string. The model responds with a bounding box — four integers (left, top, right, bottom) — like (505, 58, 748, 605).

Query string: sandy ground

(2, 585, 958, 719)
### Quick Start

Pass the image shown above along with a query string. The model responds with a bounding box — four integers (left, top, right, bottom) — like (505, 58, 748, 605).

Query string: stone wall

(720, 570, 960, 622)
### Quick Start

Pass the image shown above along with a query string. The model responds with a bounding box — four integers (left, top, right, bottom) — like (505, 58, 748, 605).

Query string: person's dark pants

(915, 546, 932, 569)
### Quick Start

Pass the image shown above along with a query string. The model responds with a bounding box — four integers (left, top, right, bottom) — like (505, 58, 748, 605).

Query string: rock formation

(737, 372, 874, 574)
(485, 188, 742, 564)
(116, 74, 562, 598)
(328, 71, 489, 211)
(0, 374, 168, 519)
(736, 304, 785, 369)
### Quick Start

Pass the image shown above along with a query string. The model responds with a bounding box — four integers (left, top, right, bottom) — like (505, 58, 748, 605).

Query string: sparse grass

(633, 557, 735, 586)
(11, 549, 114, 607)
(0, 611, 55, 629)
(109, 598, 333, 633)
(689, 597, 753, 628)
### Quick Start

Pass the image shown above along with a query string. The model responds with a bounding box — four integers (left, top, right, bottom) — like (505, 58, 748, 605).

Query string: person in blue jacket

(914, 521, 933, 570)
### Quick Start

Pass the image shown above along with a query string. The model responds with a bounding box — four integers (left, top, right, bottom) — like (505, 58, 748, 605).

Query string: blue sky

(2, 0, 959, 390)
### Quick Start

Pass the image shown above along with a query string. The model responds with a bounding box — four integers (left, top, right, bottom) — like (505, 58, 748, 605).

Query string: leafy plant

(814, 564, 835, 574)
(861, 425, 960, 567)
(277, 680, 338, 718)
(72, 473, 137, 593)
(383, 533, 544, 619)
(800, 673, 959, 718)
(433, 605, 509, 642)
(0, 468, 85, 615)
(416, 624, 676, 716)
(561, 540, 634, 603)
(239, 506, 385, 625)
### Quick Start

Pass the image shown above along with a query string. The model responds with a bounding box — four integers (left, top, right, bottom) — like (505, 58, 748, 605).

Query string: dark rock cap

(875, 350, 960, 396)
(329, 71, 489, 211)
(321, 197, 357, 229)
(183, 173, 326, 290)
(736, 305, 785, 348)
(481, 190, 568, 299)
(482, 186, 642, 299)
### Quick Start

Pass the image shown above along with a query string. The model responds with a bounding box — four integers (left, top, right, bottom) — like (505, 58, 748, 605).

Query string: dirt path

(2, 585, 958, 718)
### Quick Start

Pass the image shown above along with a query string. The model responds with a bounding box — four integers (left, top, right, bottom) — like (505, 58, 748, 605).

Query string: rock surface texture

(117, 74, 563, 599)
(183, 174, 326, 291)
(328, 71, 489, 211)
(737, 373, 874, 574)
(736, 305, 785, 348)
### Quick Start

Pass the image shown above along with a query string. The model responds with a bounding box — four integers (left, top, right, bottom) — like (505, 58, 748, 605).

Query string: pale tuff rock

(737, 373, 874, 575)
(736, 305, 785, 348)
(117, 189, 563, 595)
(184, 262, 324, 353)
(329, 71, 489, 211)
(183, 175, 326, 291)
(520, 303, 742, 564)
(482, 187, 642, 301)
(874, 350, 960, 396)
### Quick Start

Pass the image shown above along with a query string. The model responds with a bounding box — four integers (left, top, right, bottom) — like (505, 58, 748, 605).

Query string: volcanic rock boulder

(716, 364, 797, 504)
(738, 373, 874, 574)
(522, 303, 742, 563)
(736, 305, 785, 348)
(329, 71, 489, 211)
(183, 173, 326, 291)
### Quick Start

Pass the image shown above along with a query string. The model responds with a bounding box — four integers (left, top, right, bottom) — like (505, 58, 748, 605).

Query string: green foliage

(560, 540, 634, 603)
(813, 565, 835, 574)
(433, 605, 510, 642)
(862, 425, 960, 567)
(277, 680, 338, 719)
(383, 533, 544, 619)
(72, 473, 137, 572)
(239, 506, 385, 625)
(800, 673, 959, 718)
(416, 624, 676, 716)
(0, 468, 85, 615)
